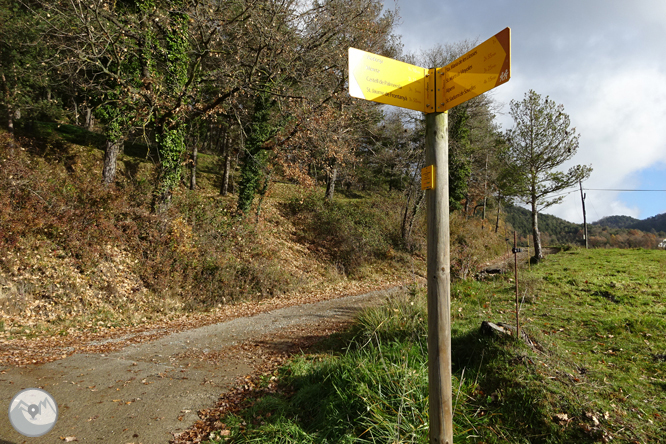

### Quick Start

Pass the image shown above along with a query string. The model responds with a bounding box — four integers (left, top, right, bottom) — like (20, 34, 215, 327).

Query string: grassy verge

(203, 248, 666, 443)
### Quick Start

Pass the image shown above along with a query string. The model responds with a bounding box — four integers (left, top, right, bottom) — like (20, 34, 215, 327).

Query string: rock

(480, 321, 511, 336)
(480, 320, 536, 349)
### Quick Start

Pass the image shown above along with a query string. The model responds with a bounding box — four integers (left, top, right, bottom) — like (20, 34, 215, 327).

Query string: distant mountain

(629, 212, 666, 233)
(503, 205, 581, 244)
(592, 213, 666, 233)
(503, 205, 666, 248)
(591, 215, 640, 229)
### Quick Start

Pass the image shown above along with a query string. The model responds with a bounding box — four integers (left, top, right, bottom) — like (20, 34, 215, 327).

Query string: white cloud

(393, 0, 666, 222)
(540, 67, 666, 222)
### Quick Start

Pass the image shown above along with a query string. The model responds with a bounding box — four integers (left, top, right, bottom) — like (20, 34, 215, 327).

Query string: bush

(284, 192, 403, 275)
(450, 213, 507, 280)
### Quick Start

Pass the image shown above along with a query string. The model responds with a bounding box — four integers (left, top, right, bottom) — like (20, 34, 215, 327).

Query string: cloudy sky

(390, 0, 666, 223)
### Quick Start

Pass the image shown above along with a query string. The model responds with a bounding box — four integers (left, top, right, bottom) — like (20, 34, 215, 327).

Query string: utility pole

(425, 111, 453, 444)
(579, 180, 588, 249)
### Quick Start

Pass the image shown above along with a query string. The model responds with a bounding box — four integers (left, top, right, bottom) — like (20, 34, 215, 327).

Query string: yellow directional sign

(436, 27, 511, 112)
(348, 48, 432, 113)
(421, 165, 435, 190)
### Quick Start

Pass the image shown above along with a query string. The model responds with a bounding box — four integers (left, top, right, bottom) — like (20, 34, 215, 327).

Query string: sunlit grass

(206, 248, 666, 443)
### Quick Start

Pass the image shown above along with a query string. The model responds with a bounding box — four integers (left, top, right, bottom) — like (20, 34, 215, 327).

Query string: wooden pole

(579, 180, 588, 249)
(425, 111, 453, 444)
(514, 231, 520, 340)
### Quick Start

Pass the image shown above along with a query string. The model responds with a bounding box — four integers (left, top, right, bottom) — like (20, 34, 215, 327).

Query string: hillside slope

(592, 213, 666, 233)
(503, 204, 581, 245)
(0, 127, 507, 341)
(591, 215, 640, 228)
(628, 212, 666, 233)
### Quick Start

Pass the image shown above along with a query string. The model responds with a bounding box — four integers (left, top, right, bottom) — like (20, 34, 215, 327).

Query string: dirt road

(0, 287, 404, 444)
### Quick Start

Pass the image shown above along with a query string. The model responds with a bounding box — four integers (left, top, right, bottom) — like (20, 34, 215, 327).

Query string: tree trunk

(495, 191, 502, 233)
(220, 130, 231, 195)
(6, 108, 13, 134)
(482, 153, 488, 229)
(102, 139, 122, 186)
(401, 189, 414, 242)
(85, 108, 93, 130)
(73, 98, 79, 126)
(189, 143, 198, 190)
(325, 165, 337, 200)
(1, 68, 13, 134)
(531, 199, 543, 261)
(405, 191, 425, 249)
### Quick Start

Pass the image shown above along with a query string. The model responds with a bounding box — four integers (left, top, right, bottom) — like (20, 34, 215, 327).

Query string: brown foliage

(450, 213, 507, 280)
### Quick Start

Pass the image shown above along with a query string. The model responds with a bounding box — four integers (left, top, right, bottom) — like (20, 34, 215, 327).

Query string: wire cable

(584, 188, 666, 192)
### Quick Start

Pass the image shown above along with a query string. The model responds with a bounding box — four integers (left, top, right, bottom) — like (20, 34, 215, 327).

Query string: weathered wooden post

(425, 112, 453, 444)
(348, 29, 511, 443)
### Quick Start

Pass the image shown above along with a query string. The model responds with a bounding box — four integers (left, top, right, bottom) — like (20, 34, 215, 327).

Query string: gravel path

(0, 286, 405, 444)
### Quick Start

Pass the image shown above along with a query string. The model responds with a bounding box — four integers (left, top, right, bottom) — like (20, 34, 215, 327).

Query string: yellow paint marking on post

(436, 27, 511, 112)
(348, 48, 431, 112)
(421, 165, 435, 190)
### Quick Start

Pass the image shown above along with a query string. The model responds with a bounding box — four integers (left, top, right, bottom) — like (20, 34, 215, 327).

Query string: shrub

(284, 192, 402, 275)
(450, 213, 507, 280)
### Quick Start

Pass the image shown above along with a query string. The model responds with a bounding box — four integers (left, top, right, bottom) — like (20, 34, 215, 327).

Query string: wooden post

(579, 180, 588, 249)
(514, 231, 520, 340)
(425, 111, 453, 444)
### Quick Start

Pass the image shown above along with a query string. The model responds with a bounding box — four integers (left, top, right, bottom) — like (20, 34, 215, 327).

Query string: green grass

(204, 248, 666, 443)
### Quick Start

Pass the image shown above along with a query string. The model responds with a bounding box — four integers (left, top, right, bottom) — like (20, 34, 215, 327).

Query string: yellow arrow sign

(348, 48, 433, 113)
(436, 27, 511, 112)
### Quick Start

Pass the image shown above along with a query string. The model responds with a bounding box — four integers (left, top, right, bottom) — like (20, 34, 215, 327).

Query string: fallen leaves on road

(0, 280, 410, 367)
(171, 319, 353, 444)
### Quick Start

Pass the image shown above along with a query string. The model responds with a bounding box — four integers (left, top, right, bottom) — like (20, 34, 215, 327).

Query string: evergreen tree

(501, 90, 592, 261)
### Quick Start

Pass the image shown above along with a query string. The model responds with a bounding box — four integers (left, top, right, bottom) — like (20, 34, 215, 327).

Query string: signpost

(348, 48, 432, 113)
(425, 111, 452, 444)
(436, 27, 511, 112)
(348, 28, 511, 444)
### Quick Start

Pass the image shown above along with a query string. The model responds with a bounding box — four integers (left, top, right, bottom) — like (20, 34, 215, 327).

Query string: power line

(584, 188, 666, 192)
(548, 190, 578, 198)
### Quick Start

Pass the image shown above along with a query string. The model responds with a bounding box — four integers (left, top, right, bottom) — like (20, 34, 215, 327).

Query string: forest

(505, 205, 666, 249)
(0, 0, 523, 327)
(0, 0, 510, 218)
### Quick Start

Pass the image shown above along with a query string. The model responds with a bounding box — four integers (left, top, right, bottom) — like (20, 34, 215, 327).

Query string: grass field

(204, 248, 666, 443)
